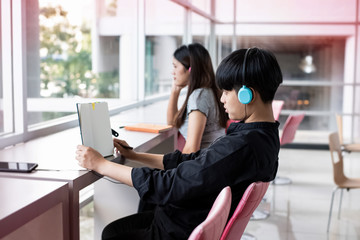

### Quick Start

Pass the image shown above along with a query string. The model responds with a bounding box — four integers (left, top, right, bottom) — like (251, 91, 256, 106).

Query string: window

(0, 0, 13, 136)
(0, 1, 4, 134)
(274, 37, 347, 133)
(1, 0, 359, 148)
(97, 0, 139, 101)
(215, 0, 233, 22)
(27, 0, 98, 127)
(354, 116, 360, 142)
(192, 13, 211, 48)
(144, 0, 184, 96)
(216, 34, 233, 65)
(232, 36, 354, 143)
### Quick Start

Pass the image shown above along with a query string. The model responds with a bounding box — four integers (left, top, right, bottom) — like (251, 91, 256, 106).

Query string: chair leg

(327, 187, 339, 232)
(272, 176, 292, 185)
(241, 232, 257, 240)
(251, 196, 270, 220)
(338, 188, 343, 219)
(251, 209, 270, 220)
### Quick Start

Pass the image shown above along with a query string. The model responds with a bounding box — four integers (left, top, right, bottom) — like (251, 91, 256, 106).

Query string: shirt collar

(227, 121, 280, 134)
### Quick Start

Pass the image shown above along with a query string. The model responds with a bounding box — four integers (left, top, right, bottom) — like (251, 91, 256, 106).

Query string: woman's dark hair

(216, 47, 283, 103)
(173, 43, 228, 129)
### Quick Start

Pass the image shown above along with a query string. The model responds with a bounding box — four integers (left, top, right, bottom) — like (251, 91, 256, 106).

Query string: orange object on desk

(124, 123, 173, 133)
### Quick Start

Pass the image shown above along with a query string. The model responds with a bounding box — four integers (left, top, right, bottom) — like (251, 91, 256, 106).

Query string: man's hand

(75, 145, 106, 171)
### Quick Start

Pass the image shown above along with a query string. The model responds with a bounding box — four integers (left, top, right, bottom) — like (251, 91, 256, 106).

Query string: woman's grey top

(179, 88, 225, 149)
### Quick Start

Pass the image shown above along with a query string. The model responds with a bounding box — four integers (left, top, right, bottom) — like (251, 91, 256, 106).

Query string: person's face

(220, 89, 244, 120)
(172, 57, 190, 87)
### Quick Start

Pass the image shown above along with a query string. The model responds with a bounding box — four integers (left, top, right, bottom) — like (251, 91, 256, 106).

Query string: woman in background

(167, 43, 228, 153)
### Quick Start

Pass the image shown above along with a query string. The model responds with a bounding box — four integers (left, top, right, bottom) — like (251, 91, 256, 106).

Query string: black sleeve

(163, 150, 201, 170)
(131, 136, 256, 206)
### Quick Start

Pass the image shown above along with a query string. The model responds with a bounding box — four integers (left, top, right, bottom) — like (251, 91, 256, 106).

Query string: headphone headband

(242, 48, 251, 83)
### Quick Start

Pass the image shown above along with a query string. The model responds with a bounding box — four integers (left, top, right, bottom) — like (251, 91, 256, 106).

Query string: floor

(79, 148, 360, 240)
(80, 202, 94, 240)
(245, 148, 360, 240)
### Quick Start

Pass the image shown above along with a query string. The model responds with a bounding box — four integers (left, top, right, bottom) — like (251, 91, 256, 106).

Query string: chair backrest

(272, 100, 284, 121)
(177, 132, 186, 152)
(328, 132, 347, 186)
(280, 114, 305, 146)
(226, 120, 239, 132)
(188, 186, 232, 240)
(335, 114, 344, 145)
(220, 182, 270, 240)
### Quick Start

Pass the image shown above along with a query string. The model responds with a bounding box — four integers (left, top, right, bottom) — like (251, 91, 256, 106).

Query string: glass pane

(0, 1, 14, 137)
(0, 5, 3, 134)
(342, 115, 353, 143)
(354, 116, 360, 143)
(95, 36, 120, 98)
(279, 115, 330, 144)
(101, 0, 118, 17)
(215, 0, 233, 22)
(216, 35, 232, 66)
(355, 86, 360, 114)
(192, 13, 210, 48)
(275, 85, 343, 112)
(105, 0, 136, 101)
(27, 0, 119, 127)
(235, 36, 346, 82)
(232, 35, 349, 143)
(342, 85, 354, 114)
(145, 0, 184, 97)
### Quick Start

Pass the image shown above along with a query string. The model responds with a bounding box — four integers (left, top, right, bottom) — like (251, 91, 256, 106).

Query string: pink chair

(225, 103, 284, 221)
(188, 186, 232, 240)
(272, 100, 284, 121)
(226, 120, 239, 133)
(273, 113, 305, 185)
(220, 182, 270, 240)
(280, 113, 305, 146)
(177, 132, 186, 152)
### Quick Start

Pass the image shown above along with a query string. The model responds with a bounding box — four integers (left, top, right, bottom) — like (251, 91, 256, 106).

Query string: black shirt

(131, 121, 280, 239)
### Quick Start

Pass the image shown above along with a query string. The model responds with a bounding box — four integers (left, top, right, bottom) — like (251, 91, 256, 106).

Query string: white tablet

(76, 102, 114, 158)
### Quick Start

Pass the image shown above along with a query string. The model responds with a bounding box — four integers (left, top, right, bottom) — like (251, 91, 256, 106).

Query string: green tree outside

(39, 5, 119, 99)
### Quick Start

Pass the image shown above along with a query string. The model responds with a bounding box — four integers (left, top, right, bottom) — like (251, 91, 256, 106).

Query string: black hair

(216, 47, 283, 103)
(173, 45, 191, 70)
(173, 43, 228, 128)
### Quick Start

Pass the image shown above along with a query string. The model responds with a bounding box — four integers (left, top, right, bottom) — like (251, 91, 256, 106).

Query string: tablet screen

(0, 162, 38, 173)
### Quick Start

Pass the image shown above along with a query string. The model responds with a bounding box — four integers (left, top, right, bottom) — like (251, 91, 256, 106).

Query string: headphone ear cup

(238, 86, 253, 104)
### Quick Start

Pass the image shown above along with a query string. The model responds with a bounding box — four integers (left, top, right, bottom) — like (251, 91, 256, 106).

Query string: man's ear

(249, 87, 256, 104)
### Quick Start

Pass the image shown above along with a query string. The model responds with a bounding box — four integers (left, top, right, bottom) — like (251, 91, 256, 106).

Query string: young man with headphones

(76, 47, 283, 240)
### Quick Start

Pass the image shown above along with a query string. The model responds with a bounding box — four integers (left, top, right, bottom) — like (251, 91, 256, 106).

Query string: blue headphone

(238, 48, 253, 104)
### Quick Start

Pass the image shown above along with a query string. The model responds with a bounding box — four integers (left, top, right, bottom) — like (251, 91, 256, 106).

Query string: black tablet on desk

(0, 162, 38, 173)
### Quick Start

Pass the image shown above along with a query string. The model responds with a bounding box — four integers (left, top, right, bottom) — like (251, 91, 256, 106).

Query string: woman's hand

(113, 138, 136, 159)
(172, 82, 186, 93)
(75, 145, 107, 171)
(168, 84, 186, 125)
